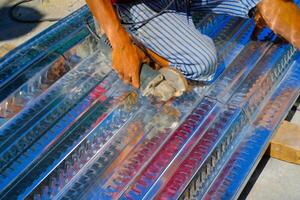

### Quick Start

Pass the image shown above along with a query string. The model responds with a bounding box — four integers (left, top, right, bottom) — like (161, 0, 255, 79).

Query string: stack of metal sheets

(0, 4, 299, 200)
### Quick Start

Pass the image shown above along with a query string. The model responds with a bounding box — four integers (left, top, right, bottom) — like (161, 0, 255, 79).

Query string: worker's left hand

(112, 39, 150, 88)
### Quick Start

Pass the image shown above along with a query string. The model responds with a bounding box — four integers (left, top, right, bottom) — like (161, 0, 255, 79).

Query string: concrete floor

(0, 0, 85, 57)
(245, 157, 300, 200)
(292, 110, 300, 125)
(1, 1, 300, 199)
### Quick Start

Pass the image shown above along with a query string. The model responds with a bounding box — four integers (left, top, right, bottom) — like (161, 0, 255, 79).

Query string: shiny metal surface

(0, 4, 299, 200)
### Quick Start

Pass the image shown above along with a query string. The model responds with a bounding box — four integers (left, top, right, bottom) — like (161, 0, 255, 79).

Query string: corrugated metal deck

(0, 4, 299, 200)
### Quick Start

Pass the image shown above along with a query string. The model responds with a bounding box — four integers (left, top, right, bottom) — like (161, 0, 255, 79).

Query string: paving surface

(292, 109, 300, 124)
(0, 1, 300, 199)
(0, 0, 85, 57)
(246, 158, 300, 200)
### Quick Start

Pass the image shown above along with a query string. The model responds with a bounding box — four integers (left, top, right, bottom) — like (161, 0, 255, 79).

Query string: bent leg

(256, 0, 300, 49)
(116, 2, 218, 82)
(191, 0, 300, 49)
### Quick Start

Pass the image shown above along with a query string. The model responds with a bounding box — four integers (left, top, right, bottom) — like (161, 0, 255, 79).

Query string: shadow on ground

(0, 5, 43, 41)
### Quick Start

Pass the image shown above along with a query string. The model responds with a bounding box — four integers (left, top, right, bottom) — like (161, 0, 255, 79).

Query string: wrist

(109, 26, 132, 48)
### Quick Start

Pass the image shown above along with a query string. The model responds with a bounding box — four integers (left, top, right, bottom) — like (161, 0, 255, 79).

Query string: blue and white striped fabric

(115, 0, 260, 82)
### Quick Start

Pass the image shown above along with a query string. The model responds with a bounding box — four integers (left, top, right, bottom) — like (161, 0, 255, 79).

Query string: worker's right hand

(112, 38, 150, 88)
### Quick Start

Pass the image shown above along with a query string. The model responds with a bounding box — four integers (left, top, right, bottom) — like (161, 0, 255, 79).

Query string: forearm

(86, 0, 131, 48)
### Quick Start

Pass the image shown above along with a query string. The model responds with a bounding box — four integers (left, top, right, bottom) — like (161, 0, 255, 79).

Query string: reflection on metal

(0, 4, 300, 200)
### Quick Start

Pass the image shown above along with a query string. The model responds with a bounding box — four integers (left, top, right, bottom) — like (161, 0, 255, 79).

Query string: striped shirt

(110, 0, 260, 82)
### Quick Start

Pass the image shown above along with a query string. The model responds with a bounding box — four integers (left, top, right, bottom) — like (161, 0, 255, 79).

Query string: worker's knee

(172, 60, 218, 82)
(170, 39, 218, 82)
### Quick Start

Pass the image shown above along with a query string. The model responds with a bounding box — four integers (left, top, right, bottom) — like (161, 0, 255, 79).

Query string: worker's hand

(112, 40, 150, 88)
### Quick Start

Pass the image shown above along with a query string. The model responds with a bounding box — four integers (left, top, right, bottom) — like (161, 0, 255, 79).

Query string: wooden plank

(270, 121, 300, 164)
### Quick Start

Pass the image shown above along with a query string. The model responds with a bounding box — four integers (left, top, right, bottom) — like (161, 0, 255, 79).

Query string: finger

(114, 67, 122, 78)
(143, 56, 151, 64)
(146, 49, 169, 68)
(123, 73, 131, 84)
(132, 68, 140, 89)
(112, 63, 121, 75)
(118, 71, 124, 80)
